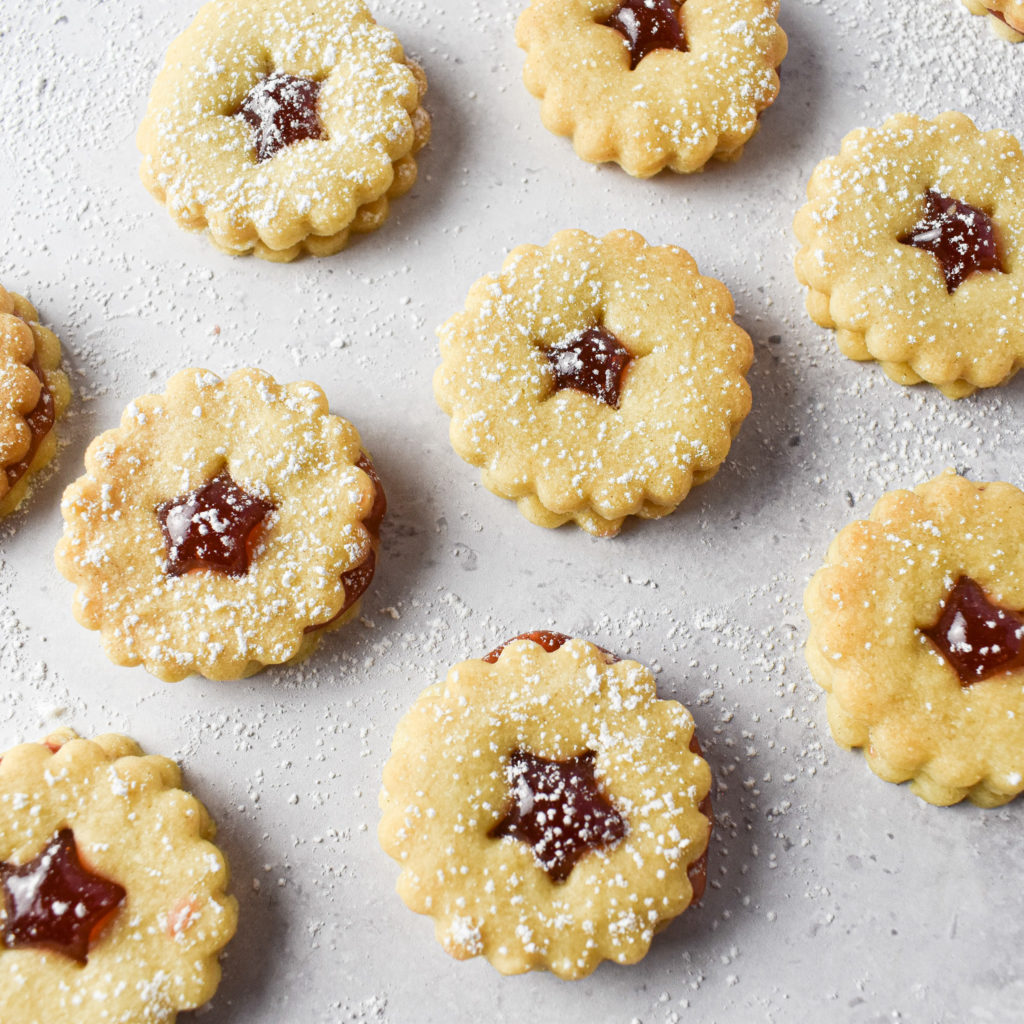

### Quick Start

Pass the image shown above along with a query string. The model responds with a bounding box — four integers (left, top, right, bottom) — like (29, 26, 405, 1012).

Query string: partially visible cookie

(794, 111, 1024, 397)
(0, 285, 70, 518)
(434, 229, 753, 537)
(137, 0, 430, 261)
(379, 633, 712, 979)
(805, 471, 1024, 807)
(962, 0, 1024, 40)
(0, 729, 237, 1023)
(516, 0, 786, 176)
(55, 368, 385, 681)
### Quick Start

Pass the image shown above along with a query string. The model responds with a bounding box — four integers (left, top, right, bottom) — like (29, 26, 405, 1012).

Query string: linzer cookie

(0, 729, 237, 1023)
(0, 285, 70, 518)
(434, 229, 753, 537)
(962, 0, 1024, 40)
(137, 0, 430, 261)
(794, 111, 1024, 397)
(805, 471, 1024, 807)
(379, 633, 711, 979)
(516, 0, 786, 176)
(55, 368, 385, 681)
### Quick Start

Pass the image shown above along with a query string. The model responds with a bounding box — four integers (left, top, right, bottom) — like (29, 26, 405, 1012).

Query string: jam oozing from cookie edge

(489, 750, 628, 883)
(601, 0, 688, 70)
(544, 325, 633, 408)
(157, 472, 275, 577)
(304, 456, 386, 633)
(0, 828, 126, 963)
(356, 455, 387, 539)
(482, 631, 621, 664)
(922, 576, 1024, 685)
(898, 190, 1005, 294)
(5, 354, 56, 488)
(236, 72, 326, 163)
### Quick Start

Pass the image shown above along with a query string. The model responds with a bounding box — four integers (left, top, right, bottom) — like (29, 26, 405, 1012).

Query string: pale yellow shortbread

(516, 0, 786, 177)
(434, 229, 753, 537)
(379, 635, 711, 979)
(0, 285, 70, 518)
(805, 471, 1024, 807)
(0, 729, 237, 1023)
(794, 111, 1024, 397)
(55, 368, 382, 681)
(962, 0, 1024, 40)
(138, 0, 430, 260)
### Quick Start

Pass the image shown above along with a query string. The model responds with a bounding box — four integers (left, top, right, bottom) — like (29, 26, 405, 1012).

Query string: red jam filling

(545, 325, 633, 408)
(157, 472, 275, 577)
(601, 0, 687, 70)
(489, 750, 628, 882)
(5, 354, 55, 489)
(0, 828, 126, 963)
(237, 72, 325, 163)
(482, 631, 620, 664)
(898, 190, 1005, 293)
(923, 576, 1024, 685)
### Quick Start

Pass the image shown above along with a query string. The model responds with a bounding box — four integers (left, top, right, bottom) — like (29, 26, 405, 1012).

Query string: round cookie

(55, 368, 385, 682)
(805, 471, 1024, 807)
(137, 0, 430, 261)
(0, 284, 70, 518)
(379, 632, 712, 979)
(0, 729, 237, 1023)
(794, 111, 1024, 398)
(516, 0, 786, 176)
(434, 229, 753, 537)
(961, 0, 1024, 41)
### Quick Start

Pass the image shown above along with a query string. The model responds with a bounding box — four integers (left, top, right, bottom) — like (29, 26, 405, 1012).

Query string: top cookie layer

(137, 0, 427, 258)
(379, 635, 711, 979)
(794, 111, 1024, 397)
(435, 229, 753, 537)
(55, 368, 380, 681)
(516, 0, 786, 176)
(805, 471, 1024, 807)
(0, 730, 237, 1023)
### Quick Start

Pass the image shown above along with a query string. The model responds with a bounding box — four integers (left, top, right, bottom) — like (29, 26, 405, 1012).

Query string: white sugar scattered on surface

(1, 0, 1023, 1021)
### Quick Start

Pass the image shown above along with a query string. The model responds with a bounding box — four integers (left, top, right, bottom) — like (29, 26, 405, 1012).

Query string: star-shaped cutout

(237, 72, 326, 163)
(544, 325, 633, 408)
(489, 750, 628, 882)
(1, 828, 126, 963)
(601, 0, 688, 70)
(157, 471, 275, 577)
(923, 576, 1024, 686)
(898, 190, 1005, 293)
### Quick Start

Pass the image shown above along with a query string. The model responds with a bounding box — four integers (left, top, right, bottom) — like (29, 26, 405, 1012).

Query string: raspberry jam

(923, 576, 1024, 685)
(5, 354, 55, 489)
(489, 750, 628, 882)
(0, 828, 126, 963)
(545, 326, 633, 408)
(157, 472, 275, 577)
(237, 72, 325, 162)
(601, 0, 687, 70)
(898, 190, 1005, 294)
(482, 631, 620, 664)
